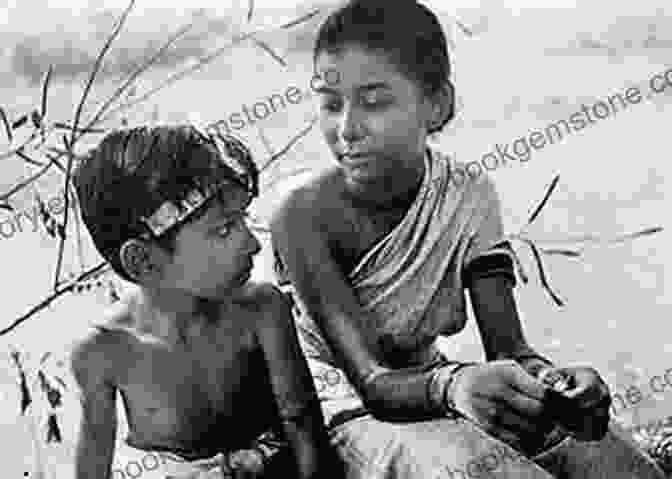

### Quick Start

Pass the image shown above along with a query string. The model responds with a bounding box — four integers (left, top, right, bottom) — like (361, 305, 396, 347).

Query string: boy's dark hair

(313, 0, 454, 133)
(73, 124, 258, 283)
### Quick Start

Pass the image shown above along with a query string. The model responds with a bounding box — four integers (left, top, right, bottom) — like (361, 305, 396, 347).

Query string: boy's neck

(133, 286, 217, 345)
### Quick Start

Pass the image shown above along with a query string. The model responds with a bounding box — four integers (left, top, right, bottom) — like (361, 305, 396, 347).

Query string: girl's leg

(532, 421, 666, 479)
(328, 414, 555, 479)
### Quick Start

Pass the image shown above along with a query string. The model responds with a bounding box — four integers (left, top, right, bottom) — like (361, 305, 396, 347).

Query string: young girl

(270, 1, 665, 477)
(70, 125, 340, 478)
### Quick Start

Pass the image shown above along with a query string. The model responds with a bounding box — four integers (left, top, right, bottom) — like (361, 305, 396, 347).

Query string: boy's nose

(245, 227, 262, 255)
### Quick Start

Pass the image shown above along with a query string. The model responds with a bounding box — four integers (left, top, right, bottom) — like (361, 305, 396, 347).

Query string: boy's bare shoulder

(232, 282, 294, 339)
(272, 167, 346, 233)
(70, 297, 134, 381)
(234, 281, 291, 315)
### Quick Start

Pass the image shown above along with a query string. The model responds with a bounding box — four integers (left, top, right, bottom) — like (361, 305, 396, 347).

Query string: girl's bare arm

(254, 284, 341, 479)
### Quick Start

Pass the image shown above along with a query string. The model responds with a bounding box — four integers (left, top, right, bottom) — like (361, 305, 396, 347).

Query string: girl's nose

(339, 104, 365, 145)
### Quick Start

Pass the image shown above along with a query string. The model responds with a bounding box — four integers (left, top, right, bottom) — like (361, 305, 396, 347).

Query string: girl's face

(314, 45, 439, 203)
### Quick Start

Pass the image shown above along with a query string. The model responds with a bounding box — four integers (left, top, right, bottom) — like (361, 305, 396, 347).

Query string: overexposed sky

(0, 0, 581, 16)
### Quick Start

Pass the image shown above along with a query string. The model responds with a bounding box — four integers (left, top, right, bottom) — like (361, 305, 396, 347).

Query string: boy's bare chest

(117, 320, 276, 452)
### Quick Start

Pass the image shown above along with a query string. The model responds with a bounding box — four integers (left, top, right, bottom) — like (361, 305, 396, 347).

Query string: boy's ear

(428, 81, 455, 131)
(119, 239, 162, 281)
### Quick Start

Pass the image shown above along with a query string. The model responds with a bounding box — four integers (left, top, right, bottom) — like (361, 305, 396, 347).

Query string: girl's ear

(427, 81, 455, 132)
(119, 239, 162, 281)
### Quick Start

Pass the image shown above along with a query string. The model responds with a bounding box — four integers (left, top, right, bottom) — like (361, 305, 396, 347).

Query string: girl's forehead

(316, 45, 403, 83)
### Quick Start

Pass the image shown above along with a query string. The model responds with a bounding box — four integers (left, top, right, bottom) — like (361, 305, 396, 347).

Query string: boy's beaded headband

(139, 127, 258, 238)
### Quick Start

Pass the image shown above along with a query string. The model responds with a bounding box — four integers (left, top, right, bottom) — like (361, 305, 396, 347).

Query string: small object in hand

(539, 367, 609, 442)
(539, 367, 573, 393)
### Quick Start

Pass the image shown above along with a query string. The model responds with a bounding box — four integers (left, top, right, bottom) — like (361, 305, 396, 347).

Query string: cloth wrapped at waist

(155, 430, 289, 478)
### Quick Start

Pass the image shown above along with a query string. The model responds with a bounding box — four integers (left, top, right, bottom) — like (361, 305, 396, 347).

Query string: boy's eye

(319, 95, 343, 112)
(217, 223, 233, 237)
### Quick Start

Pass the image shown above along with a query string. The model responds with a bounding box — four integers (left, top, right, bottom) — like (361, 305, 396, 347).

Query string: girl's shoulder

(428, 146, 499, 201)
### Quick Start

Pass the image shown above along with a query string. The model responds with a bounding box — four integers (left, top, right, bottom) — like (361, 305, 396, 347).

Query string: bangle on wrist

(513, 353, 554, 377)
(428, 362, 477, 416)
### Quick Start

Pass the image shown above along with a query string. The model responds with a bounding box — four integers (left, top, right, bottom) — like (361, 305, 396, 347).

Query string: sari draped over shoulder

(279, 147, 514, 427)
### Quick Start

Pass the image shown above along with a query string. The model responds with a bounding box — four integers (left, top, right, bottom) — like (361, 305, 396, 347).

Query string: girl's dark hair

(313, 0, 455, 133)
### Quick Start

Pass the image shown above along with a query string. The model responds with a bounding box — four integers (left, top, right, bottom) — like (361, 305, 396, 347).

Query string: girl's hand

(449, 360, 557, 450)
(541, 365, 612, 441)
(227, 449, 266, 479)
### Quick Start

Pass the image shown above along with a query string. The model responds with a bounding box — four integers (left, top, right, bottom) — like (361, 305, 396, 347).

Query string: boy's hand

(540, 365, 612, 441)
(449, 360, 557, 450)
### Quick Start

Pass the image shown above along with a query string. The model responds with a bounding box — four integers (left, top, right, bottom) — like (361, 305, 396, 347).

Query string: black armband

(463, 245, 517, 287)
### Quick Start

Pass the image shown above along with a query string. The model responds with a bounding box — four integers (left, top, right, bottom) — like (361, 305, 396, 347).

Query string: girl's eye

(361, 91, 388, 108)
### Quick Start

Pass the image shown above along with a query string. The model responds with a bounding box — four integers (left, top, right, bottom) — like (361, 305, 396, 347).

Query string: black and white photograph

(0, 0, 669, 477)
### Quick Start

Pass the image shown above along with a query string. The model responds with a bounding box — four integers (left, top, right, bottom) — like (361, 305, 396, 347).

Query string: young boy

(69, 125, 337, 478)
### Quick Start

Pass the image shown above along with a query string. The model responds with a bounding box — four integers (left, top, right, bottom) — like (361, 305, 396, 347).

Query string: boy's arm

(254, 285, 339, 479)
(70, 330, 118, 479)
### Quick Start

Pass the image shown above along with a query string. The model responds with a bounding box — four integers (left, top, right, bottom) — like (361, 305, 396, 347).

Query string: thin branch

(527, 174, 559, 225)
(0, 262, 109, 337)
(11, 114, 28, 130)
(256, 124, 275, 155)
(53, 122, 106, 134)
(0, 162, 52, 203)
(524, 226, 664, 246)
(102, 30, 260, 121)
(40, 65, 53, 120)
(15, 149, 45, 167)
(83, 20, 196, 134)
(247, 0, 254, 22)
(280, 8, 321, 29)
(540, 248, 582, 258)
(455, 19, 474, 37)
(0, 107, 12, 142)
(251, 38, 287, 67)
(259, 116, 317, 173)
(70, 0, 136, 143)
(55, 0, 134, 291)
(100, 17, 303, 123)
(52, 135, 75, 291)
(520, 237, 565, 307)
